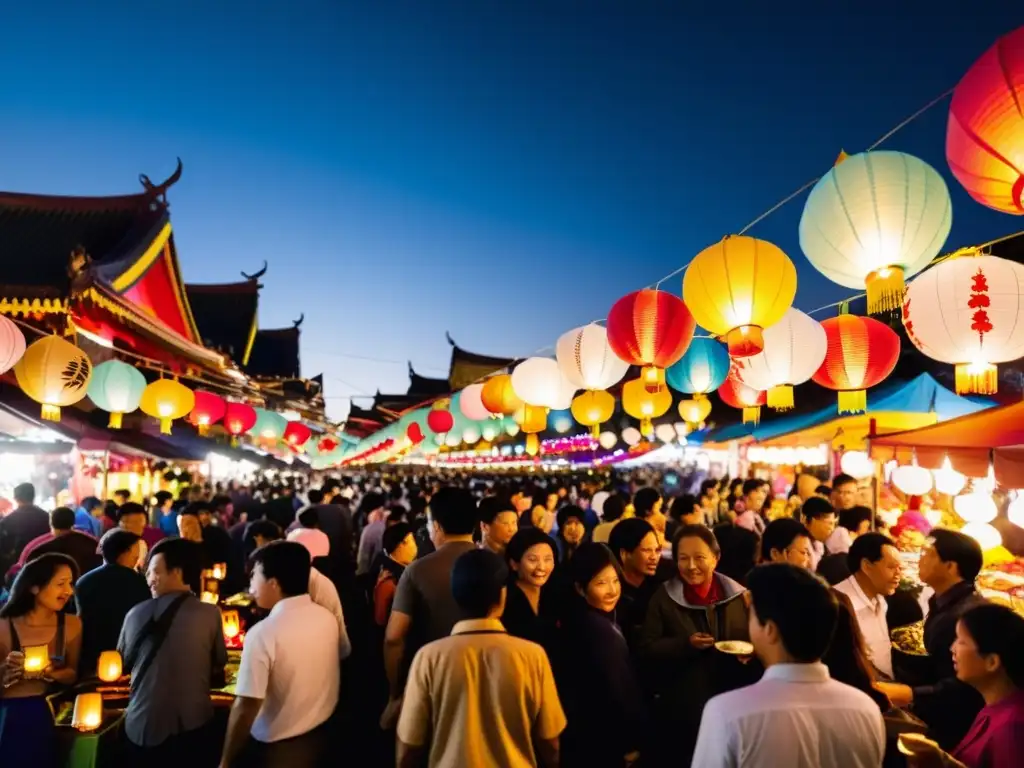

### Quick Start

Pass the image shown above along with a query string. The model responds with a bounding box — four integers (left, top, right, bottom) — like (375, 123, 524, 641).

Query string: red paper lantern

(718, 371, 766, 425)
(606, 289, 696, 392)
(283, 421, 312, 449)
(407, 422, 425, 444)
(947, 26, 1024, 215)
(188, 391, 227, 436)
(427, 408, 454, 435)
(812, 315, 900, 414)
(223, 402, 258, 443)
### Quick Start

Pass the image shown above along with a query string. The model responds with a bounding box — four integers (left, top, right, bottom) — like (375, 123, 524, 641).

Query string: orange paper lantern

(481, 374, 521, 415)
(718, 372, 766, 426)
(606, 289, 695, 392)
(812, 315, 900, 414)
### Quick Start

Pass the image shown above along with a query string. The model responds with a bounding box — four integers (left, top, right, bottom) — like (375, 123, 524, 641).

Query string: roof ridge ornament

(293, 313, 304, 329)
(446, 331, 456, 347)
(241, 261, 268, 283)
(139, 158, 183, 206)
(68, 245, 92, 280)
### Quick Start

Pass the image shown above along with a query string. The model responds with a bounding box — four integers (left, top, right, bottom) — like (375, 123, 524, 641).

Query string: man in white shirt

(691, 563, 885, 768)
(834, 532, 902, 680)
(219, 541, 340, 768)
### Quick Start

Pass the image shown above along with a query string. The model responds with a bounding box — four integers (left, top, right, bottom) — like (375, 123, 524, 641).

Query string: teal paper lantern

(550, 409, 574, 434)
(666, 338, 730, 395)
(87, 360, 147, 428)
(249, 408, 288, 440)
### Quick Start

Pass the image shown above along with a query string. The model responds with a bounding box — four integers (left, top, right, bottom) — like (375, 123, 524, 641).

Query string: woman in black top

(501, 529, 558, 658)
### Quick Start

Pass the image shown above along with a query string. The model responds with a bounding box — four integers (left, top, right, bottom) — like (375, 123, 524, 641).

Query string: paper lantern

(674, 422, 690, 440)
(678, 397, 712, 428)
(903, 253, 1024, 394)
(892, 465, 933, 496)
(14, 335, 92, 421)
(731, 309, 827, 411)
(621, 377, 672, 436)
(0, 315, 26, 374)
(606, 289, 695, 391)
(283, 421, 312, 449)
(481, 374, 522, 416)
(407, 422, 425, 444)
(1008, 496, 1024, 529)
(511, 357, 576, 409)
(505, 422, 520, 437)
(556, 324, 630, 391)
(188, 391, 227, 435)
(139, 379, 195, 435)
(462, 425, 481, 445)
(598, 431, 618, 449)
(72, 692, 103, 732)
(87, 360, 146, 428)
(955, 492, 997, 524)
(683, 236, 797, 357)
(840, 451, 875, 480)
(962, 521, 1002, 551)
(250, 408, 287, 441)
(427, 408, 454, 435)
(622, 427, 642, 446)
(718, 373, 766, 425)
(22, 644, 48, 676)
(222, 610, 241, 640)
(518, 404, 548, 456)
(800, 150, 952, 313)
(459, 383, 492, 421)
(655, 423, 677, 443)
(812, 315, 900, 414)
(551, 410, 573, 434)
(480, 421, 500, 442)
(933, 457, 966, 496)
(97, 650, 122, 682)
(666, 338, 730, 396)
(223, 402, 258, 442)
(571, 390, 615, 438)
(947, 26, 1024, 214)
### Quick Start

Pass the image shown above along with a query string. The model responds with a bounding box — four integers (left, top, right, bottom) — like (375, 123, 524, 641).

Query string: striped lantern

(812, 315, 901, 414)
(606, 289, 695, 392)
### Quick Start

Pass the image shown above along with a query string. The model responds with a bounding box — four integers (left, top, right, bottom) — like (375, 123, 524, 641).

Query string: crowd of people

(0, 468, 1022, 767)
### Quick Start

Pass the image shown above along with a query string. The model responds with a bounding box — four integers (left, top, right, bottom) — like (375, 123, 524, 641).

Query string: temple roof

(407, 362, 451, 398)
(246, 323, 301, 380)
(185, 277, 261, 364)
(446, 331, 518, 390)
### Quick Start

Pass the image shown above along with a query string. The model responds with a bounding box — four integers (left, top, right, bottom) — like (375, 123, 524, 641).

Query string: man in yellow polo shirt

(396, 549, 566, 767)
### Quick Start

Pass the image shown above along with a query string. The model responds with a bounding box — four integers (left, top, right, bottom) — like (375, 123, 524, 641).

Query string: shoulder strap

(127, 593, 190, 693)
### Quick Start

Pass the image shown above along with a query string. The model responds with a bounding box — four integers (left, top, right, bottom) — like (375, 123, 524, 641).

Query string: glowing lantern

(14, 336, 92, 421)
(933, 457, 966, 496)
(840, 451, 875, 480)
(463, 425, 481, 445)
(622, 377, 672, 436)
(571, 390, 616, 438)
(250, 408, 287, 441)
(517, 404, 548, 455)
(556, 324, 630, 391)
(800, 150, 952, 314)
(407, 422, 425, 444)
(962, 521, 1002, 551)
(318, 434, 340, 453)
(1008, 496, 1024, 529)
(481, 374, 522, 416)
(598, 431, 618, 450)
(188, 391, 227, 435)
(718, 373, 766, 426)
(678, 397, 712, 428)
(480, 421, 500, 441)
(903, 253, 1024, 394)
(72, 693, 103, 732)
(606, 289, 695, 391)
(222, 610, 241, 640)
(674, 422, 690, 440)
(666, 338, 730, 397)
(459, 383, 492, 421)
(946, 26, 1024, 214)
(812, 315, 900, 414)
(283, 421, 312, 449)
(731, 309, 827, 411)
(622, 427, 642, 446)
(97, 650, 122, 682)
(426, 408, 454, 435)
(655, 423, 677, 443)
(22, 644, 49, 676)
(223, 402, 258, 444)
(551, 410, 573, 434)
(87, 360, 146, 428)
(0, 315, 26, 374)
(955, 491, 997, 524)
(511, 357, 576, 409)
(505, 422, 520, 437)
(683, 236, 797, 357)
(892, 465, 933, 496)
(138, 379, 194, 435)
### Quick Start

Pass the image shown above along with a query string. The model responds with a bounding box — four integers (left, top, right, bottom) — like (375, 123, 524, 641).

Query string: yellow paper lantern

(222, 609, 241, 639)
(678, 397, 712, 428)
(517, 404, 548, 455)
(22, 644, 49, 677)
(621, 377, 671, 436)
(72, 693, 103, 732)
(139, 379, 196, 434)
(97, 650, 122, 682)
(571, 390, 615, 438)
(14, 336, 93, 421)
(683, 235, 797, 357)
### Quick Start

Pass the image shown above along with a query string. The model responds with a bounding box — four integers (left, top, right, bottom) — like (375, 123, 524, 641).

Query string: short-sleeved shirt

(235, 594, 340, 743)
(397, 618, 566, 768)
(834, 575, 893, 679)
(117, 592, 227, 747)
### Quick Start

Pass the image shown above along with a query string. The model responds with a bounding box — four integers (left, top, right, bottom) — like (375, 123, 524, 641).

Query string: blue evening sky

(1, 2, 1022, 420)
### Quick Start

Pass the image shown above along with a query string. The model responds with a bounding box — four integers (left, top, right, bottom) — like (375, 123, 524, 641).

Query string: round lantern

(598, 431, 618, 450)
(517, 404, 548, 455)
(933, 457, 966, 496)
(954, 491, 997, 524)
(622, 427, 642, 447)
(551, 410, 573, 434)
(570, 390, 615, 438)
(14, 336, 93, 421)
(621, 377, 672, 436)
(250, 408, 287, 441)
(556, 324, 630, 392)
(187, 391, 227, 436)
(481, 374, 521, 416)
(731, 309, 827, 411)
(947, 26, 1024, 215)
(223, 402, 258, 443)
(961, 521, 1002, 551)
(462, 425, 481, 445)
(459, 383, 492, 421)
(505, 421, 520, 437)
(426, 408, 455, 435)
(718, 373, 766, 426)
(511, 357, 576, 410)
(892, 465, 933, 496)
(480, 421, 500, 442)
(87, 360, 146, 428)
(139, 379, 195, 434)
(840, 451, 875, 480)
(654, 423, 677, 443)
(666, 338, 730, 397)
(799, 150, 952, 314)
(283, 421, 312, 449)
(1008, 496, 1024, 529)
(606, 289, 695, 391)
(812, 315, 900, 414)
(683, 236, 797, 357)
(674, 422, 690, 440)
(678, 397, 712, 428)
(0, 316, 26, 375)
(903, 253, 1024, 394)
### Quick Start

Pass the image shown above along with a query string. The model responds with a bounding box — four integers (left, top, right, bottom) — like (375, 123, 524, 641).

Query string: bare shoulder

(64, 613, 83, 638)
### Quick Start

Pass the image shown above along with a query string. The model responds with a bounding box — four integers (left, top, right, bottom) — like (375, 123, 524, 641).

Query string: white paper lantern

(655, 423, 677, 443)
(961, 521, 1002, 551)
(674, 422, 690, 439)
(903, 253, 1024, 394)
(933, 457, 967, 496)
(1008, 496, 1024, 529)
(840, 451, 875, 480)
(444, 432, 461, 448)
(459, 384, 492, 421)
(556, 324, 630, 391)
(462, 425, 481, 445)
(622, 427, 642, 446)
(480, 422, 500, 442)
(954, 492, 997, 524)
(511, 357, 577, 408)
(892, 465, 933, 496)
(552, 414, 573, 434)
(505, 422, 520, 437)
(598, 431, 618, 450)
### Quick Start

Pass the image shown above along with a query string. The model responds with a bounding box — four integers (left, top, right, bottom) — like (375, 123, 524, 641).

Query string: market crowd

(0, 470, 1022, 767)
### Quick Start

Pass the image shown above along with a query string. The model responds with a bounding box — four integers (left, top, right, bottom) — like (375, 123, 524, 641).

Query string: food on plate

(891, 621, 926, 656)
(714, 640, 754, 656)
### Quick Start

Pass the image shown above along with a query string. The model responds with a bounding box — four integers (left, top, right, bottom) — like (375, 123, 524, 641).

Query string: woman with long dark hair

(0, 553, 82, 765)
(501, 528, 559, 658)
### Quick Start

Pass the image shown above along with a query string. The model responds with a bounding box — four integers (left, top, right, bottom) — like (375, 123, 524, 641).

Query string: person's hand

(899, 734, 957, 767)
(380, 696, 402, 730)
(689, 632, 715, 650)
(2, 651, 24, 688)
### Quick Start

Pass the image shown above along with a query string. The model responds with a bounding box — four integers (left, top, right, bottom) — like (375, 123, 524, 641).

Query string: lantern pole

(101, 450, 110, 502)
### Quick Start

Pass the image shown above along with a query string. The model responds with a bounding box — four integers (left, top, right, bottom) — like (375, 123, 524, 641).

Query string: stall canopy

(871, 400, 1024, 486)
(702, 374, 991, 451)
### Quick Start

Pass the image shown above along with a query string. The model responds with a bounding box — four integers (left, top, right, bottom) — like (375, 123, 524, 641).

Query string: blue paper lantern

(87, 360, 147, 428)
(666, 338, 730, 395)
(249, 408, 288, 440)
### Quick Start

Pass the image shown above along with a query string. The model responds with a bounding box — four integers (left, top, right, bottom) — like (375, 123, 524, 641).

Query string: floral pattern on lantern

(666, 338, 730, 397)
(622, 377, 672, 436)
(188, 391, 227, 435)
(718, 372, 766, 425)
(606, 289, 695, 391)
(87, 360, 147, 428)
(812, 315, 900, 414)
(799, 150, 952, 313)
(556, 324, 630, 392)
(14, 335, 93, 421)
(946, 26, 1024, 215)
(140, 379, 195, 435)
(481, 374, 522, 416)
(903, 253, 1024, 394)
(0, 315, 26, 375)
(683, 236, 797, 357)
(571, 390, 615, 438)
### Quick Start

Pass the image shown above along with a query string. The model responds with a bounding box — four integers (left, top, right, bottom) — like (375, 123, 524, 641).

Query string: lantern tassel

(231, 436, 239, 447)
(197, 424, 210, 436)
(640, 366, 664, 394)
(725, 325, 764, 357)
(41, 404, 60, 422)
(955, 363, 997, 395)
(590, 423, 600, 439)
(525, 434, 539, 456)
(742, 406, 761, 426)
(108, 412, 123, 429)
(767, 385, 794, 411)
(159, 418, 173, 435)
(865, 266, 906, 314)
(838, 390, 867, 415)
(640, 417, 653, 436)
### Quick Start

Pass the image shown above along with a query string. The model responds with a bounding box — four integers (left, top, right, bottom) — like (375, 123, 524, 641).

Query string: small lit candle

(72, 693, 104, 731)
(221, 610, 240, 639)
(23, 645, 49, 677)
(200, 591, 218, 605)
(211, 563, 227, 581)
(97, 650, 122, 683)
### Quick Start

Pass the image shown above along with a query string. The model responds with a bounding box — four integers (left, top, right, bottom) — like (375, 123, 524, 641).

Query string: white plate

(714, 640, 754, 655)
